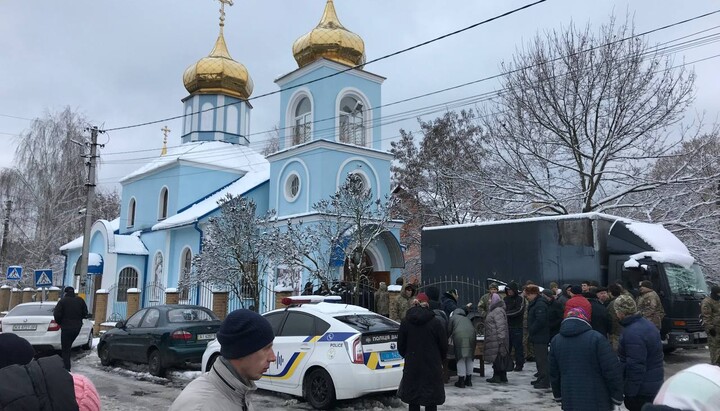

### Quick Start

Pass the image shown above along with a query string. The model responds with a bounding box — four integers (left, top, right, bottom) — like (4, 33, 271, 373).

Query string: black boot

(454, 376, 465, 388)
(500, 372, 508, 383)
(486, 374, 504, 384)
(513, 364, 523, 372)
(465, 375, 472, 387)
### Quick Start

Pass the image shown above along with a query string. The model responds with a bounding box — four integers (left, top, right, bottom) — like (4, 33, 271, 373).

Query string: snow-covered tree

(620, 130, 720, 282)
(190, 194, 275, 311)
(268, 174, 396, 304)
(479, 17, 695, 215)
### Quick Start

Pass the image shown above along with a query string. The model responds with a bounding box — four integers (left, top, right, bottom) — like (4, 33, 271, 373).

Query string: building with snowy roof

(60, 0, 404, 319)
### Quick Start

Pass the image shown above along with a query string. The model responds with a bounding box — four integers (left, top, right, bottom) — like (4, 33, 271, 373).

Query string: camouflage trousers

(609, 333, 621, 352)
(710, 333, 720, 365)
(524, 328, 535, 359)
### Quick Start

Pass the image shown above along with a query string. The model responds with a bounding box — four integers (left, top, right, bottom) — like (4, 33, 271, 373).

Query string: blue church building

(60, 0, 404, 320)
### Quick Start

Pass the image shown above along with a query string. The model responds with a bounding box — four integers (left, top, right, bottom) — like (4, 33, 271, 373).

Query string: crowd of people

(391, 279, 720, 411)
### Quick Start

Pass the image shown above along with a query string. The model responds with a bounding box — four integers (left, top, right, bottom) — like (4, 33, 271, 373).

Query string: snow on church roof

(152, 166, 270, 230)
(120, 141, 267, 183)
(60, 218, 120, 251)
(59, 221, 148, 256)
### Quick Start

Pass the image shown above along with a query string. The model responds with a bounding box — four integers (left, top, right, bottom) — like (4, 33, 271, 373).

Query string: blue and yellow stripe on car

(262, 335, 322, 380)
(363, 352, 403, 370)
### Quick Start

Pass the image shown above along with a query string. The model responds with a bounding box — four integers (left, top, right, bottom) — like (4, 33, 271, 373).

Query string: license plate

(197, 333, 216, 341)
(13, 324, 37, 331)
(379, 350, 402, 361)
(695, 332, 707, 339)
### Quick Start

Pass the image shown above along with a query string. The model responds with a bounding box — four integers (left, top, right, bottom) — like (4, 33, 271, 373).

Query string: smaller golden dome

(292, 0, 366, 69)
(183, 33, 254, 100)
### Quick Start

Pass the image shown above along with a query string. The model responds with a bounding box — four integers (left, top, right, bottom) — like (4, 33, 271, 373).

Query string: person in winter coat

(700, 285, 720, 366)
(526, 285, 550, 389)
(485, 293, 510, 384)
(503, 282, 525, 371)
(542, 289, 563, 340)
(556, 284, 572, 307)
(391, 282, 416, 322)
(0, 333, 88, 411)
(642, 363, 720, 411)
(441, 289, 459, 317)
(398, 296, 448, 411)
(607, 283, 627, 351)
(637, 280, 665, 330)
(53, 286, 89, 371)
(448, 307, 477, 388)
(423, 287, 450, 383)
(170, 309, 276, 411)
(374, 282, 390, 317)
(476, 282, 499, 335)
(563, 285, 592, 319)
(549, 308, 623, 411)
(301, 281, 314, 295)
(615, 294, 664, 411)
(586, 289, 611, 338)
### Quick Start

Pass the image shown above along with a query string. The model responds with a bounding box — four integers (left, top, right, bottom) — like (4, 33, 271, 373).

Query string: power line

(102, 0, 549, 132)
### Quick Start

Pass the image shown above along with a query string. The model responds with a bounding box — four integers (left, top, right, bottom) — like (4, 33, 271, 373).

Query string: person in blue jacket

(549, 307, 623, 411)
(614, 294, 664, 411)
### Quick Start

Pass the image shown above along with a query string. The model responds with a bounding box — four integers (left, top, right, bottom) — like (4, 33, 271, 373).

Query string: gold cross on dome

(160, 126, 170, 156)
(217, 0, 234, 29)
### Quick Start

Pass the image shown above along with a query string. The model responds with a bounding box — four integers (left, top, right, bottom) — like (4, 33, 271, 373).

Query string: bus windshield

(663, 263, 709, 295)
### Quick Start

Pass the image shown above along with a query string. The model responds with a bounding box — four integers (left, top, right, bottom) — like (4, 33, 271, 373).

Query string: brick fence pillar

(8, 289, 22, 311)
(22, 287, 35, 304)
(126, 288, 141, 319)
(165, 289, 179, 305)
(275, 291, 293, 308)
(47, 286, 61, 302)
(93, 289, 109, 336)
(212, 291, 229, 320)
(0, 285, 11, 312)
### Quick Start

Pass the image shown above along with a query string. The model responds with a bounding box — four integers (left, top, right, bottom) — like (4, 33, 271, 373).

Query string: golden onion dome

(183, 32, 254, 100)
(292, 0, 366, 69)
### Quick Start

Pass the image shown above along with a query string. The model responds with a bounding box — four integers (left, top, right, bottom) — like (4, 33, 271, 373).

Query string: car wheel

(82, 331, 93, 351)
(206, 353, 219, 372)
(304, 368, 336, 410)
(98, 343, 115, 366)
(148, 349, 166, 377)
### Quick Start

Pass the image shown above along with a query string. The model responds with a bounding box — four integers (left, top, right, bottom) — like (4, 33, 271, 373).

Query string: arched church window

(293, 97, 312, 145)
(158, 187, 169, 220)
(180, 248, 192, 300)
(339, 95, 365, 146)
(117, 267, 138, 303)
(226, 105, 239, 135)
(127, 198, 136, 228)
(184, 106, 192, 133)
(200, 102, 213, 131)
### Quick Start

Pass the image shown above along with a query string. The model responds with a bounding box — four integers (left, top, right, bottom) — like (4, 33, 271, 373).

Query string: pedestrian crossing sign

(6, 265, 22, 280)
(34, 269, 53, 287)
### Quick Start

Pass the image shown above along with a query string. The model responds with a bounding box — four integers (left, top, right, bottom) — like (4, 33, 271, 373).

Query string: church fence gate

(144, 281, 166, 307)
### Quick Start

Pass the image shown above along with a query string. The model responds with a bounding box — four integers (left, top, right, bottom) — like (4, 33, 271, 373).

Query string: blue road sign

(6, 265, 22, 280)
(34, 269, 53, 287)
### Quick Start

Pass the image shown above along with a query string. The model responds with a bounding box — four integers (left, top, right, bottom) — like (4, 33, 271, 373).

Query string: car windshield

(7, 304, 55, 317)
(334, 314, 398, 332)
(664, 263, 710, 295)
(167, 308, 218, 323)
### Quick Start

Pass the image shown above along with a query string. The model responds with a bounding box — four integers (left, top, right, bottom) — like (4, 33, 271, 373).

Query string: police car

(201, 296, 403, 409)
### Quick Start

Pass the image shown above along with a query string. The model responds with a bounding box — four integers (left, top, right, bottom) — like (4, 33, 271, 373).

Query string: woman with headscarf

(484, 293, 510, 383)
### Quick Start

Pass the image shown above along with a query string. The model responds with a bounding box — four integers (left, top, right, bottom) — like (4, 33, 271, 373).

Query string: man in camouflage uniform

(476, 282, 499, 335)
(637, 280, 664, 330)
(701, 285, 720, 365)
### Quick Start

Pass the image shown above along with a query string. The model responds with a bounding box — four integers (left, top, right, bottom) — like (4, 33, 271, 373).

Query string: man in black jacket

(527, 285, 550, 389)
(542, 289, 563, 340)
(53, 286, 88, 371)
(504, 282, 526, 371)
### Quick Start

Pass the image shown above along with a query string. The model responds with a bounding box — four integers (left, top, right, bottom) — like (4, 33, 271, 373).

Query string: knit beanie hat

(525, 285, 540, 295)
(651, 364, 720, 410)
(71, 373, 101, 411)
(565, 307, 590, 323)
(416, 292, 429, 303)
(640, 280, 653, 289)
(541, 289, 555, 299)
(614, 294, 637, 316)
(570, 285, 582, 295)
(488, 282, 499, 290)
(0, 333, 35, 368)
(218, 309, 274, 359)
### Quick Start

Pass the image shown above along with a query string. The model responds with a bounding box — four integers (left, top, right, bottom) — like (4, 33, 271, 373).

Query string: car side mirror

(115, 321, 125, 329)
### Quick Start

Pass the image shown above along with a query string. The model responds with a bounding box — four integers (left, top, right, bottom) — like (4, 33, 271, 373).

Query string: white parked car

(201, 296, 403, 409)
(0, 301, 94, 351)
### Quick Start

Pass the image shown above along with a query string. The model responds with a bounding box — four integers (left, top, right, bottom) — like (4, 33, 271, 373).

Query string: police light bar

(281, 295, 342, 305)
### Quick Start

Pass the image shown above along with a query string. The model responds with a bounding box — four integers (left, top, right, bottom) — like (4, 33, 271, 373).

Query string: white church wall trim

(274, 58, 385, 87)
(284, 88, 315, 148)
(335, 157, 381, 198)
(275, 158, 311, 212)
(334, 87, 373, 146)
(267, 139, 392, 162)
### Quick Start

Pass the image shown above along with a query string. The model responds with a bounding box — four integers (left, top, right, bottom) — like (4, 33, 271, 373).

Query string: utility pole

(77, 126, 101, 289)
(0, 199, 12, 269)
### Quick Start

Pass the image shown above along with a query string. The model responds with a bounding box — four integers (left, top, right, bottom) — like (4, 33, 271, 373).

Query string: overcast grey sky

(1, 1, 718, 191)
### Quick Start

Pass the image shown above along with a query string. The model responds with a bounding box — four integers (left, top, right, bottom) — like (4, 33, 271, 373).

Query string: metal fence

(417, 275, 487, 308)
(106, 283, 128, 322)
(144, 280, 165, 307)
